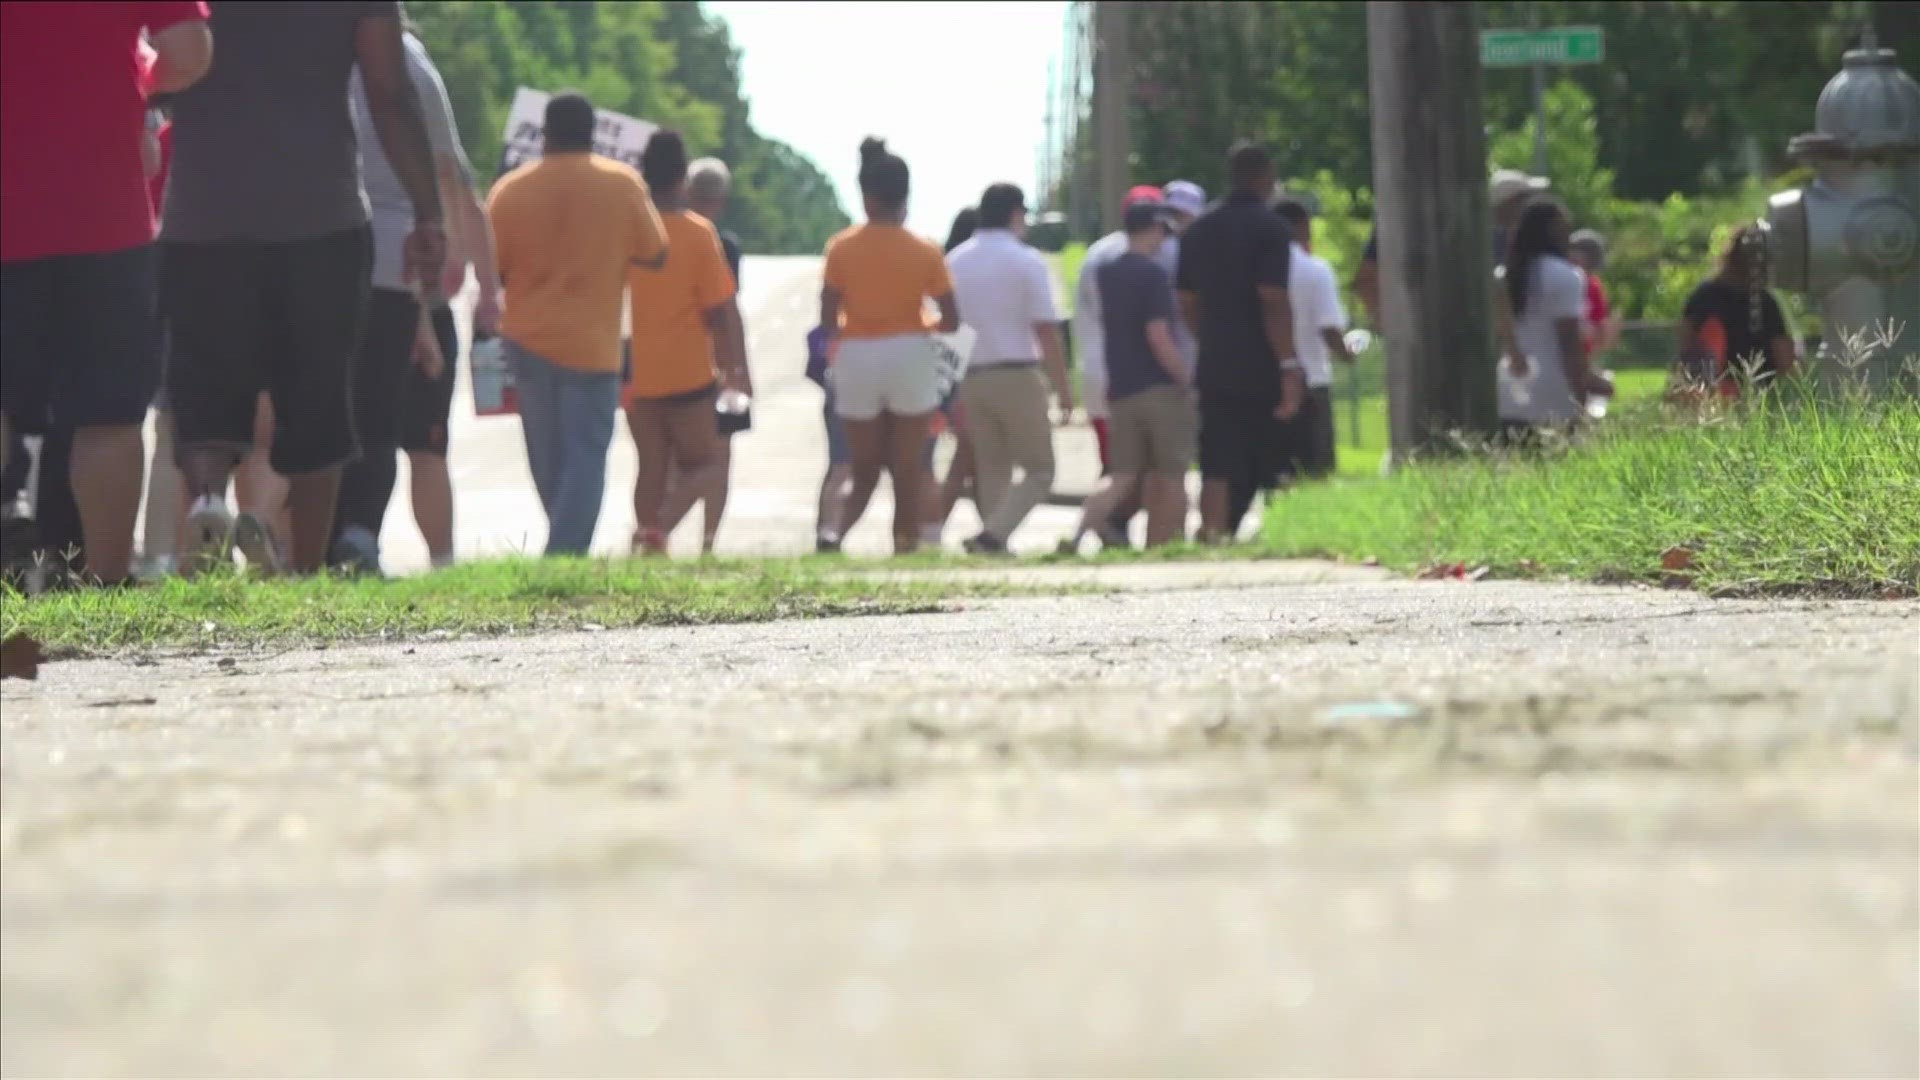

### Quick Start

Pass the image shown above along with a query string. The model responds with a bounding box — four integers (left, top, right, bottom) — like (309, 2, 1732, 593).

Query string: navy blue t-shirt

(1097, 251, 1178, 400)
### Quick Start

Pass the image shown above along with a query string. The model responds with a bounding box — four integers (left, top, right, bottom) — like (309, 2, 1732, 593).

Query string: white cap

(1164, 179, 1206, 219)
(1489, 168, 1549, 207)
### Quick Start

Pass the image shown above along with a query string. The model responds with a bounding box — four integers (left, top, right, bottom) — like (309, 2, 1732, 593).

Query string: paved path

(4, 569, 1915, 1076)
(364, 256, 1104, 571)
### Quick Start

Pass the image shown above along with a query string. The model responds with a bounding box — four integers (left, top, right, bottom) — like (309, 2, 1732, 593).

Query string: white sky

(707, 1, 1070, 241)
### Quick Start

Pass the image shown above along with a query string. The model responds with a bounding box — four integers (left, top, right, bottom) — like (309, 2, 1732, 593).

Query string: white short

(830, 333, 944, 421)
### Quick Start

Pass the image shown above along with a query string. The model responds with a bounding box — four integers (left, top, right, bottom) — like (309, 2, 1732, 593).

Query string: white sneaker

(183, 496, 235, 575)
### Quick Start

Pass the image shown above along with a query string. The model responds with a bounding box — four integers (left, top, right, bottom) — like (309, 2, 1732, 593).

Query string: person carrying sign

(487, 92, 667, 557)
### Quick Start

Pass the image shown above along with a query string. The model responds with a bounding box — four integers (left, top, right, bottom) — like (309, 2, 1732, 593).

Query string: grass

(0, 557, 1033, 657)
(1262, 357, 1920, 596)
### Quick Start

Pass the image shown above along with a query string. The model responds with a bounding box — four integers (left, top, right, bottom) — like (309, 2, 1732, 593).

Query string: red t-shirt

(0, 1, 208, 263)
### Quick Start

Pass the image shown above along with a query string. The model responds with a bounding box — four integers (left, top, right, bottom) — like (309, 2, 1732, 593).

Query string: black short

(1198, 399, 1285, 488)
(399, 305, 459, 454)
(0, 244, 160, 431)
(1277, 386, 1336, 480)
(352, 287, 422, 459)
(162, 226, 371, 475)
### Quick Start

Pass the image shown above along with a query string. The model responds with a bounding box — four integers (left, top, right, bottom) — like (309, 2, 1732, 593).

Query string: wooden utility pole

(1094, 0, 1132, 235)
(1367, 0, 1499, 457)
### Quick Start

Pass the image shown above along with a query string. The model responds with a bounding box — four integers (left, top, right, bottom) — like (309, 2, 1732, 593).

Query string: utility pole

(1367, 0, 1498, 456)
(1093, 0, 1132, 236)
(1528, 1, 1547, 174)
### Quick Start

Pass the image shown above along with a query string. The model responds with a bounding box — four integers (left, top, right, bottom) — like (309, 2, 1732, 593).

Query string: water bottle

(1497, 355, 1535, 409)
(1586, 369, 1615, 420)
(716, 387, 751, 416)
(1343, 329, 1374, 356)
(470, 334, 516, 416)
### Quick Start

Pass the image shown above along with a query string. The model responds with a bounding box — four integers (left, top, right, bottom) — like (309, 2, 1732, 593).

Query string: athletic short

(1198, 398, 1285, 489)
(1277, 386, 1336, 480)
(0, 244, 160, 431)
(400, 305, 460, 454)
(351, 287, 423, 459)
(163, 226, 371, 475)
(830, 333, 942, 420)
(1108, 385, 1197, 477)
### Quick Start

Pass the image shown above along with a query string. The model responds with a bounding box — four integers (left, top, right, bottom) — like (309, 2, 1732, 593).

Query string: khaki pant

(960, 366, 1054, 543)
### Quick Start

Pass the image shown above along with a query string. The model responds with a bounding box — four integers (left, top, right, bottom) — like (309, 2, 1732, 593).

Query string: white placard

(496, 87, 658, 175)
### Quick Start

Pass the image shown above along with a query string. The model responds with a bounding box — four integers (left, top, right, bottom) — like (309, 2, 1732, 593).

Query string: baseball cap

(1124, 184, 1164, 209)
(1489, 168, 1549, 206)
(1123, 199, 1173, 233)
(1163, 180, 1206, 218)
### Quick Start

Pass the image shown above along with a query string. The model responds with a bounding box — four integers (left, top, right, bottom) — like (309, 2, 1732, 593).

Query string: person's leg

(829, 347, 889, 542)
(1306, 387, 1336, 481)
(1073, 472, 1139, 551)
(884, 409, 934, 554)
(235, 395, 289, 541)
(837, 416, 887, 541)
(269, 228, 371, 574)
(816, 396, 852, 548)
(401, 305, 460, 566)
(654, 389, 723, 547)
(333, 288, 419, 563)
(35, 424, 86, 574)
(979, 368, 1056, 547)
(1195, 401, 1237, 543)
(1145, 387, 1198, 548)
(960, 373, 1012, 532)
(506, 340, 564, 516)
(938, 426, 975, 527)
(546, 366, 618, 556)
(700, 436, 732, 554)
(162, 242, 263, 570)
(626, 398, 673, 551)
(142, 405, 184, 564)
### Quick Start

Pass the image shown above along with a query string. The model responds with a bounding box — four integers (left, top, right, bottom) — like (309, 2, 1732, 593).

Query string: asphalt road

(4, 567, 1915, 1076)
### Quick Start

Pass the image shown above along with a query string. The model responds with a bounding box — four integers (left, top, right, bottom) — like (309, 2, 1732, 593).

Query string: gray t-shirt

(1500, 254, 1587, 424)
(1097, 251, 1179, 400)
(162, 1, 402, 245)
(350, 33, 466, 291)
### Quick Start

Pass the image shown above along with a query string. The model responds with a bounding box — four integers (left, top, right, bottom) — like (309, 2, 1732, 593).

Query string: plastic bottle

(470, 335, 516, 416)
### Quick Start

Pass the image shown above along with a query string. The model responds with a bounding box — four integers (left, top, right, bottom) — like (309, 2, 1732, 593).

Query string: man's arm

(1145, 319, 1187, 386)
(147, 17, 213, 94)
(705, 300, 749, 394)
(1028, 257, 1073, 414)
(1177, 290, 1203, 336)
(354, 16, 443, 281)
(1257, 282, 1304, 418)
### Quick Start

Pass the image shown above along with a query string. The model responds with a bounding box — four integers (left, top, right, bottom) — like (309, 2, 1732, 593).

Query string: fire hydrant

(1763, 41, 1920, 390)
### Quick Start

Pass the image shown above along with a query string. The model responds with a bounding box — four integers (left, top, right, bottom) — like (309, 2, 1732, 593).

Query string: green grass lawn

(1264, 379, 1920, 596)
(0, 557, 1030, 657)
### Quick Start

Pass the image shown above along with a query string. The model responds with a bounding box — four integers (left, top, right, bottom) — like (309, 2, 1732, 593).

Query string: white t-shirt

(946, 229, 1062, 369)
(1501, 255, 1588, 423)
(349, 34, 468, 293)
(1288, 245, 1347, 389)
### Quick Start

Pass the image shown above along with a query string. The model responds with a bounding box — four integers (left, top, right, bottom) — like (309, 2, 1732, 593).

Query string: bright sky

(707, 1, 1069, 241)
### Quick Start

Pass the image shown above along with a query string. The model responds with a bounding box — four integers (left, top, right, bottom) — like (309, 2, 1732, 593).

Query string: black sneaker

(963, 532, 1009, 557)
(815, 534, 843, 555)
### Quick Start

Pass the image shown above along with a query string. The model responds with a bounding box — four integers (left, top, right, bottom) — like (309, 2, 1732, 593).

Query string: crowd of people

(1, 4, 1806, 589)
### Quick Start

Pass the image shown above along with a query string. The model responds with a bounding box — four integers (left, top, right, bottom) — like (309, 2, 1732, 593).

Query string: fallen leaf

(1661, 546, 1696, 572)
(1, 633, 46, 680)
(217, 657, 237, 670)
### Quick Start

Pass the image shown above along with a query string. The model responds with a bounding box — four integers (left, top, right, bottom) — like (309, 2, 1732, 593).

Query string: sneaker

(183, 496, 235, 575)
(328, 525, 381, 576)
(232, 513, 283, 575)
(132, 553, 178, 583)
(815, 533, 843, 555)
(963, 532, 1009, 557)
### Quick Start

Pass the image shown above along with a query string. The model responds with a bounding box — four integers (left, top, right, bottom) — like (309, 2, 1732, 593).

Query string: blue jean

(506, 339, 618, 556)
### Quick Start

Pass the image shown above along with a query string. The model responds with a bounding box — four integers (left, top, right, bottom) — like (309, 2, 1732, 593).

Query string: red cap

(1124, 185, 1164, 209)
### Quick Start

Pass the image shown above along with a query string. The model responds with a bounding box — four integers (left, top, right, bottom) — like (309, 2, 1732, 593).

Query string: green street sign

(1481, 27, 1605, 68)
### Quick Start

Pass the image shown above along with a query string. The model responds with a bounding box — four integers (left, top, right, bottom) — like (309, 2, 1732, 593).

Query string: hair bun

(859, 137, 889, 163)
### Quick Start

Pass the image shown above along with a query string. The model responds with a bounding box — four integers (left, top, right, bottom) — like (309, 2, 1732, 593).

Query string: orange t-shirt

(626, 209, 736, 400)
(822, 222, 952, 338)
(488, 153, 666, 374)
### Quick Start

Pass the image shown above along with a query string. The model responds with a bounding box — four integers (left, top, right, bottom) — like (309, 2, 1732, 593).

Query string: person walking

(819, 138, 959, 555)
(330, 24, 481, 575)
(1063, 199, 1194, 552)
(624, 131, 747, 557)
(160, 2, 444, 576)
(488, 92, 667, 557)
(946, 182, 1071, 555)
(1174, 141, 1303, 542)
(1569, 228, 1621, 364)
(1273, 198, 1355, 481)
(925, 205, 981, 548)
(658, 156, 748, 555)
(1674, 224, 1796, 401)
(1497, 199, 1613, 442)
(1, 1, 211, 587)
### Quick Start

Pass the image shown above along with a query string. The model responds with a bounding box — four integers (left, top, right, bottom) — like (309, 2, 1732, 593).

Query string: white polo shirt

(1288, 243, 1347, 389)
(946, 228, 1062, 369)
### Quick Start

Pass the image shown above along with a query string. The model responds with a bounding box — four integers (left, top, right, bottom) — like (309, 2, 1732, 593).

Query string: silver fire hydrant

(1763, 41, 1920, 389)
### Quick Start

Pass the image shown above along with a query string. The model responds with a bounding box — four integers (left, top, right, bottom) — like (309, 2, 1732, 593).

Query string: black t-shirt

(1174, 192, 1294, 407)
(720, 228, 742, 288)
(1683, 279, 1788, 378)
(1097, 251, 1179, 400)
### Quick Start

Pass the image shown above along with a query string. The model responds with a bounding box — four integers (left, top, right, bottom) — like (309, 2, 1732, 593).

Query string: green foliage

(408, 0, 849, 254)
(1263, 377, 1920, 596)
